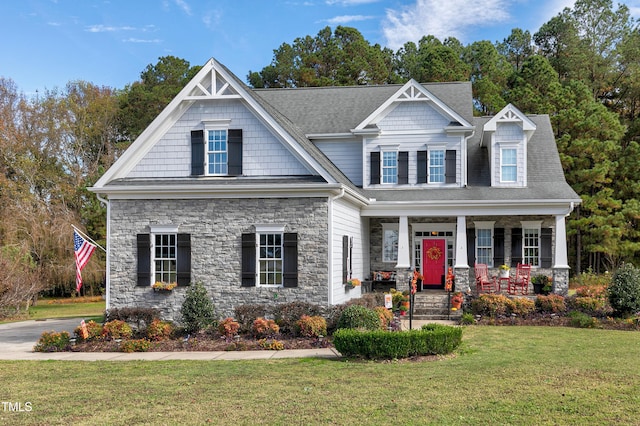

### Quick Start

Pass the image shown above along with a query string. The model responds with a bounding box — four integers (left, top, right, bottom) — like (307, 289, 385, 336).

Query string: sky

(2, 0, 639, 96)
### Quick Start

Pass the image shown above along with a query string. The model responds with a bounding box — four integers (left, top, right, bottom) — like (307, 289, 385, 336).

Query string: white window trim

(428, 148, 446, 184)
(382, 223, 399, 263)
(151, 232, 177, 285)
(255, 224, 285, 287)
(474, 221, 495, 267)
(521, 221, 542, 267)
(205, 129, 228, 176)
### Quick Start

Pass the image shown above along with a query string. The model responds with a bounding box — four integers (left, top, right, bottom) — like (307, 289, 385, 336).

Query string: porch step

(409, 291, 462, 321)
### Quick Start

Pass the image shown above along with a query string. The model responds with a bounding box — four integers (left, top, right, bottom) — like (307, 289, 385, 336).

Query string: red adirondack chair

(508, 263, 531, 295)
(474, 263, 497, 293)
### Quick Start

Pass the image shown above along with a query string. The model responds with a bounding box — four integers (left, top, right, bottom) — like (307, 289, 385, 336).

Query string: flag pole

(72, 225, 106, 253)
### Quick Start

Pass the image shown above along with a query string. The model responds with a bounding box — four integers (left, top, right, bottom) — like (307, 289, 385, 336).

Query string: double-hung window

(429, 150, 445, 183)
(501, 148, 517, 182)
(522, 223, 540, 266)
(207, 129, 228, 175)
(154, 233, 177, 284)
(381, 151, 398, 184)
(382, 223, 399, 263)
(475, 223, 494, 266)
(258, 232, 283, 286)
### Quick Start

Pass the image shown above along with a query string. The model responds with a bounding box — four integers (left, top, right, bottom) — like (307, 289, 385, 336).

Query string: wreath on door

(426, 246, 442, 260)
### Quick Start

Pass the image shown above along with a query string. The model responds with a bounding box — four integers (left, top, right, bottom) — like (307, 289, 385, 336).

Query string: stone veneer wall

(108, 197, 329, 320)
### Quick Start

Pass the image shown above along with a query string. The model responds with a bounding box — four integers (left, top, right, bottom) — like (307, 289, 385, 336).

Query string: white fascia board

(94, 60, 218, 188)
(354, 79, 473, 131)
(484, 104, 537, 132)
(360, 199, 581, 217)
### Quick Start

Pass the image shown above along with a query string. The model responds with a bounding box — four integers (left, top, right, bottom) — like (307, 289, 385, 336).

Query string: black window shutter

(241, 233, 256, 287)
(467, 228, 476, 266)
(540, 228, 552, 268)
(228, 129, 242, 176)
(417, 151, 427, 183)
(137, 234, 151, 286)
(511, 228, 523, 265)
(342, 235, 349, 284)
(176, 234, 191, 286)
(398, 151, 409, 184)
(370, 152, 380, 184)
(283, 233, 298, 288)
(191, 130, 205, 176)
(445, 150, 456, 183)
(493, 228, 504, 267)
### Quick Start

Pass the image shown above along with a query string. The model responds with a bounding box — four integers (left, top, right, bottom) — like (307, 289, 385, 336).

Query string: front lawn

(2, 326, 640, 425)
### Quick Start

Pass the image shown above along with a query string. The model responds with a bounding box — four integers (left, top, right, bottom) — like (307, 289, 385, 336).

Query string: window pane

(429, 150, 445, 183)
(476, 228, 493, 265)
(383, 228, 398, 262)
(258, 232, 283, 285)
(153, 233, 177, 284)
(501, 148, 517, 182)
(381, 151, 397, 184)
(207, 130, 228, 175)
(523, 228, 540, 266)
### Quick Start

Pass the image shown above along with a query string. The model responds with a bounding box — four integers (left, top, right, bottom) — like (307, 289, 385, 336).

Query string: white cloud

(382, 0, 511, 50)
(85, 25, 136, 33)
(174, 0, 192, 15)
(326, 0, 380, 5)
(202, 9, 223, 29)
(325, 14, 375, 24)
(122, 38, 162, 43)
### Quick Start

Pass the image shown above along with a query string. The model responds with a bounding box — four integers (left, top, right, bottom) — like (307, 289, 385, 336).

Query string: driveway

(0, 318, 82, 352)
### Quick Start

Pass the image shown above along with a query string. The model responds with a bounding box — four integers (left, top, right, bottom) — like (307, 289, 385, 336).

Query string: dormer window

(190, 125, 242, 177)
(500, 147, 517, 182)
(370, 148, 408, 185)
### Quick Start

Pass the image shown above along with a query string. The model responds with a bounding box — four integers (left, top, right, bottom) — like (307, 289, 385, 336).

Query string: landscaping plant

(180, 282, 215, 334)
(608, 263, 640, 317)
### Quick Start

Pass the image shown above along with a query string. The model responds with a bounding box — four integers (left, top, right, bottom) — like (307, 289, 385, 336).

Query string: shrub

(102, 320, 133, 340)
(570, 269, 611, 289)
(471, 294, 511, 317)
(218, 317, 240, 338)
(146, 319, 175, 341)
(105, 307, 160, 331)
(568, 311, 598, 328)
(535, 294, 566, 314)
(296, 315, 327, 338)
(33, 331, 70, 352)
(272, 301, 323, 335)
(336, 305, 381, 331)
(324, 304, 348, 335)
(234, 304, 269, 334)
(333, 325, 462, 359)
(73, 320, 103, 341)
(608, 264, 640, 317)
(575, 285, 607, 299)
(567, 296, 608, 316)
(120, 339, 152, 352)
(252, 318, 280, 338)
(346, 293, 386, 309)
(258, 339, 284, 350)
(374, 307, 393, 329)
(180, 282, 216, 334)
(510, 297, 536, 317)
(460, 312, 475, 325)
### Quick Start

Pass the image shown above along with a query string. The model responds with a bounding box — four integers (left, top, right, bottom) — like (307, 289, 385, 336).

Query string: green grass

(27, 299, 105, 321)
(2, 326, 640, 425)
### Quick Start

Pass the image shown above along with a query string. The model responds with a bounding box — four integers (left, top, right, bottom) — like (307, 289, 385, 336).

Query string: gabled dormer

(356, 80, 474, 189)
(481, 104, 536, 188)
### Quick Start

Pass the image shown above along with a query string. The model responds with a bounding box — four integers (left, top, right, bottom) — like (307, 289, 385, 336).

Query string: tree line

(0, 0, 638, 312)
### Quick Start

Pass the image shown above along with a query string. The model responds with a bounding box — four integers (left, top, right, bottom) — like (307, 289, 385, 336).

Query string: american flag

(74, 231, 96, 292)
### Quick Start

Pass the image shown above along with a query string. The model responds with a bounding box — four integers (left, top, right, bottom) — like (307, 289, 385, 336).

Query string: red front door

(422, 239, 446, 289)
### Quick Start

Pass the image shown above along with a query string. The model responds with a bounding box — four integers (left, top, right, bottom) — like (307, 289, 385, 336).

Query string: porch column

(554, 214, 569, 269)
(455, 216, 468, 268)
(553, 214, 570, 295)
(396, 215, 411, 269)
(454, 216, 471, 293)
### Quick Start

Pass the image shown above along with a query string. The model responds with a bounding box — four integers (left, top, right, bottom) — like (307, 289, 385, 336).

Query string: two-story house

(90, 58, 581, 319)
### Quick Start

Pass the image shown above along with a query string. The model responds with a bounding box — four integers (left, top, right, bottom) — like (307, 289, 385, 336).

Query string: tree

(463, 41, 511, 115)
(247, 26, 397, 88)
(497, 28, 534, 72)
(394, 36, 470, 83)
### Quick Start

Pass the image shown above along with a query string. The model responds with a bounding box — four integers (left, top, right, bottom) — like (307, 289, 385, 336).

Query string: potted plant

(532, 275, 552, 295)
(451, 292, 463, 310)
(499, 264, 510, 278)
(345, 278, 361, 289)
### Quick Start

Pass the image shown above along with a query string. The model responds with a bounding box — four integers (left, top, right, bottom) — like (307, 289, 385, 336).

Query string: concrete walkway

(0, 317, 456, 361)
